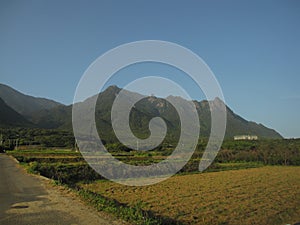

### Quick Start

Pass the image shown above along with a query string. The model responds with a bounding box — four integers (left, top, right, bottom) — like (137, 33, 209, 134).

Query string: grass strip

(75, 186, 183, 225)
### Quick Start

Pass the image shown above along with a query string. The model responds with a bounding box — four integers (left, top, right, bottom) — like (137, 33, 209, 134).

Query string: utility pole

(15, 135, 19, 150)
(74, 139, 78, 152)
(16, 139, 19, 150)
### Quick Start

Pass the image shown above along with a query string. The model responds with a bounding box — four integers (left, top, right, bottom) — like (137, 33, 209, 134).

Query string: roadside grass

(76, 187, 182, 225)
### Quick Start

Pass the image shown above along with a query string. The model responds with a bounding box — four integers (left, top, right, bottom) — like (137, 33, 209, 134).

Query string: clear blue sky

(0, 0, 299, 138)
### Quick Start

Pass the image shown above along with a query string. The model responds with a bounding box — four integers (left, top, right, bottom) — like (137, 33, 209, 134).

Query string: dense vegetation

(4, 131, 300, 186)
(2, 127, 299, 166)
(0, 128, 75, 149)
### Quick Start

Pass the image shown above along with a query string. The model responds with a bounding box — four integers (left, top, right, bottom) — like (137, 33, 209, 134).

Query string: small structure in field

(234, 135, 258, 141)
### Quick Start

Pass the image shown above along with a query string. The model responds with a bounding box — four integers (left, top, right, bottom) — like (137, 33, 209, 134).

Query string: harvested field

(82, 166, 300, 225)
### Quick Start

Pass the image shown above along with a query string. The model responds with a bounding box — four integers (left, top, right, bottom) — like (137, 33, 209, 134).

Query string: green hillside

(0, 97, 33, 128)
(0, 84, 282, 141)
(0, 83, 62, 117)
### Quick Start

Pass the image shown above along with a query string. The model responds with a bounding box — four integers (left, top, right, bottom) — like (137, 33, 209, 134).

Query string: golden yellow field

(82, 166, 300, 225)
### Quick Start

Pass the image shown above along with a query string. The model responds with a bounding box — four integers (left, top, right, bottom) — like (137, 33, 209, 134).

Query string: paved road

(0, 154, 125, 225)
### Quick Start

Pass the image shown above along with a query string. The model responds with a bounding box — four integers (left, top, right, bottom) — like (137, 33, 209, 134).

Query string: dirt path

(0, 154, 128, 225)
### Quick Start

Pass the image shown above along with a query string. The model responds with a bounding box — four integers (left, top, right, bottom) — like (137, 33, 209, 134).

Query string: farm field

(7, 147, 300, 224)
(81, 166, 300, 225)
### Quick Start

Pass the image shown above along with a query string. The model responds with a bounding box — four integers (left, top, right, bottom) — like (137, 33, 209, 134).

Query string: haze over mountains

(0, 83, 282, 140)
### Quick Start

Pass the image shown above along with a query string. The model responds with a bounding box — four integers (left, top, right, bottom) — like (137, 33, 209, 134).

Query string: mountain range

(0, 83, 282, 140)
